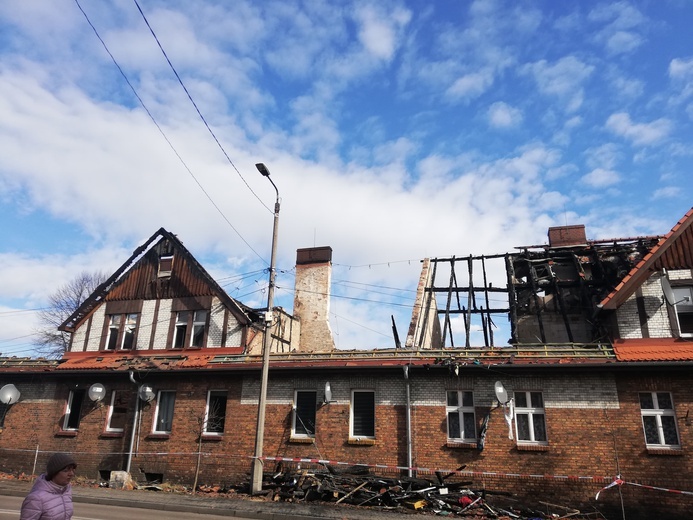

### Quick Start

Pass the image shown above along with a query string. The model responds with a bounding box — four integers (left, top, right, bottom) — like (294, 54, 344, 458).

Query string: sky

(0, 0, 691, 357)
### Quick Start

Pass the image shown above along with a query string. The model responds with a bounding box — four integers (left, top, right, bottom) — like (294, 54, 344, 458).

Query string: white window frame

(672, 286, 693, 337)
(172, 312, 189, 348)
(639, 391, 681, 448)
(513, 391, 548, 445)
(292, 390, 317, 438)
(203, 390, 227, 435)
(446, 390, 476, 442)
(153, 390, 176, 434)
(105, 313, 139, 350)
(62, 389, 86, 431)
(105, 390, 127, 433)
(190, 310, 208, 347)
(350, 389, 375, 439)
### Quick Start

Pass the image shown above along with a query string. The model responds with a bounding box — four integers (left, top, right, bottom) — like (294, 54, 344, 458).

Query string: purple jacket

(19, 474, 73, 520)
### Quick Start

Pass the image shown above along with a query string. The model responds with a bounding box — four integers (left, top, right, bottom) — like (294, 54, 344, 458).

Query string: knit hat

(46, 453, 77, 480)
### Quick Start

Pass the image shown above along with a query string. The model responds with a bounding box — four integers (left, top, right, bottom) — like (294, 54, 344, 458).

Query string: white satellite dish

(138, 385, 156, 403)
(494, 381, 509, 404)
(0, 384, 20, 405)
(324, 382, 332, 404)
(88, 383, 106, 402)
(661, 270, 678, 306)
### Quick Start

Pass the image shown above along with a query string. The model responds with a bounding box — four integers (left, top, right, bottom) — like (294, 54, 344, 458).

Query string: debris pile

(248, 464, 606, 518)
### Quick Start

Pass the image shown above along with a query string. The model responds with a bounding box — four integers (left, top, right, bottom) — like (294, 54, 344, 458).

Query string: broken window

(350, 390, 375, 438)
(105, 390, 128, 433)
(105, 313, 139, 350)
(153, 391, 176, 434)
(514, 391, 547, 444)
(292, 390, 317, 438)
(446, 390, 476, 442)
(172, 310, 208, 348)
(158, 254, 173, 277)
(672, 287, 693, 336)
(63, 389, 86, 431)
(640, 392, 680, 448)
(203, 390, 227, 435)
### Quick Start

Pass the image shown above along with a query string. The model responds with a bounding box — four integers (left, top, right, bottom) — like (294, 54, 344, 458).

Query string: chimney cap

(296, 246, 332, 265)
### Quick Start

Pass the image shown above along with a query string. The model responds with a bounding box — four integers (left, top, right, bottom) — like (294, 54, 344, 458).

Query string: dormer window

(158, 254, 174, 278)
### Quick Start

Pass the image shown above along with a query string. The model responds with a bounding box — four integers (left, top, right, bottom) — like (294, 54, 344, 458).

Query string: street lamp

(251, 162, 280, 494)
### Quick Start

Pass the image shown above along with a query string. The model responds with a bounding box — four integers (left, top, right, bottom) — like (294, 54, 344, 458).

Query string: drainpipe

(126, 370, 140, 474)
(404, 365, 413, 477)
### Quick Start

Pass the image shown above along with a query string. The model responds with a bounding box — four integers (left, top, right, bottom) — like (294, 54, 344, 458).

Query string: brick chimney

(293, 246, 335, 352)
(548, 225, 586, 247)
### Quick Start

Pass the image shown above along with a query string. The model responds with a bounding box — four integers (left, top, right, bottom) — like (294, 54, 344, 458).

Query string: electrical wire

(73, 0, 266, 265)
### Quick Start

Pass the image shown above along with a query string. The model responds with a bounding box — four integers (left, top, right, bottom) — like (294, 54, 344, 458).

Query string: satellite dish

(324, 382, 332, 404)
(138, 385, 155, 403)
(661, 271, 677, 306)
(0, 384, 20, 405)
(494, 381, 509, 404)
(88, 383, 106, 402)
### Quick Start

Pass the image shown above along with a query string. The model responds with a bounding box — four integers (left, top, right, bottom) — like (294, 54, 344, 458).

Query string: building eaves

(599, 207, 693, 310)
(613, 338, 693, 362)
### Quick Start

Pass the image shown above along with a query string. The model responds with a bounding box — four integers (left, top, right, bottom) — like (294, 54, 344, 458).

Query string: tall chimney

(548, 225, 586, 247)
(293, 246, 335, 352)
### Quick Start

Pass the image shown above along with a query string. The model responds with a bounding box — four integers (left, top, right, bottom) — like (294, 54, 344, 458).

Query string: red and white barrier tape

(596, 475, 693, 499)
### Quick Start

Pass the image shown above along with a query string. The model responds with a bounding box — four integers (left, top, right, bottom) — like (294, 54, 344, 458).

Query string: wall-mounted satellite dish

(494, 381, 509, 404)
(661, 270, 678, 306)
(138, 385, 156, 403)
(0, 384, 20, 405)
(88, 383, 106, 402)
(324, 382, 332, 404)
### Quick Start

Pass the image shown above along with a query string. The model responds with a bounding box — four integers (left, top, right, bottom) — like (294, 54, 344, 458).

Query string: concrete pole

(251, 164, 280, 494)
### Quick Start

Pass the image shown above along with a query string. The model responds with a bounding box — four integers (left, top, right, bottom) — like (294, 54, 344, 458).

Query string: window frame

(203, 390, 228, 435)
(672, 286, 693, 337)
(105, 390, 128, 433)
(350, 389, 375, 439)
(446, 390, 477, 442)
(292, 390, 317, 438)
(513, 391, 548, 445)
(62, 389, 86, 431)
(639, 391, 681, 448)
(104, 313, 139, 351)
(153, 390, 176, 434)
(172, 310, 209, 349)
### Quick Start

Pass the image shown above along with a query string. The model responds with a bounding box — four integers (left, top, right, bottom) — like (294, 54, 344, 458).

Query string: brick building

(1, 209, 693, 519)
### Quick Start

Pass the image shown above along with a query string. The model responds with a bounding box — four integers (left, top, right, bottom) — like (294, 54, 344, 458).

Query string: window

(158, 254, 173, 277)
(514, 391, 547, 444)
(153, 391, 176, 434)
(640, 392, 680, 448)
(672, 286, 693, 336)
(350, 390, 375, 438)
(172, 310, 208, 348)
(105, 391, 128, 433)
(446, 390, 476, 442)
(203, 390, 227, 435)
(105, 313, 139, 350)
(292, 390, 317, 438)
(63, 389, 86, 431)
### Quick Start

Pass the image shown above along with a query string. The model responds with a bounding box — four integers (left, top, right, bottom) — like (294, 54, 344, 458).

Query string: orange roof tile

(613, 338, 693, 362)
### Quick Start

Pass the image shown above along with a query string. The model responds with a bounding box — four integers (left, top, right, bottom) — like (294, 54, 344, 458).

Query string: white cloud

(652, 186, 681, 200)
(354, 4, 411, 61)
(446, 69, 495, 101)
(487, 101, 523, 128)
(605, 113, 672, 146)
(585, 143, 621, 170)
(582, 168, 621, 188)
(669, 57, 693, 80)
(523, 56, 595, 112)
(588, 1, 646, 55)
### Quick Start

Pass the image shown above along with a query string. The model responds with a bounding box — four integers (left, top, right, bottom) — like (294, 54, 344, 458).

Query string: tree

(34, 271, 107, 358)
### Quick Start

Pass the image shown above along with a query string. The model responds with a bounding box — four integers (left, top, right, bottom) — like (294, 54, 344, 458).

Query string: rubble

(238, 465, 608, 519)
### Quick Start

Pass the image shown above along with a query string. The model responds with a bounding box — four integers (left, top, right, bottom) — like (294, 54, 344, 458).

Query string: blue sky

(0, 0, 691, 357)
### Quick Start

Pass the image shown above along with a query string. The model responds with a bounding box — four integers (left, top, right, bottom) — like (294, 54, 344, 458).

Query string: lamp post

(251, 162, 280, 494)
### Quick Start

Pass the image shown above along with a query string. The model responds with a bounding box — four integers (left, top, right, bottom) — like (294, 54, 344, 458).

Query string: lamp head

(255, 163, 270, 177)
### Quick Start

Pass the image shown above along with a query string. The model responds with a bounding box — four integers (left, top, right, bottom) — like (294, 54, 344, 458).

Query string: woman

(20, 453, 76, 520)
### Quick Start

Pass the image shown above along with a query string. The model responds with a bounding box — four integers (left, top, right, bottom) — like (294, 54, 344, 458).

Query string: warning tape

(260, 456, 611, 483)
(596, 476, 693, 499)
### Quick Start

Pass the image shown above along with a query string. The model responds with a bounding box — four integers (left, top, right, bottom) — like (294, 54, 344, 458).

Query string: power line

(73, 0, 266, 265)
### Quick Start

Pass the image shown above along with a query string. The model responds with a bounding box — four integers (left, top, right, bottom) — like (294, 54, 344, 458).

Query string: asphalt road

(0, 495, 257, 520)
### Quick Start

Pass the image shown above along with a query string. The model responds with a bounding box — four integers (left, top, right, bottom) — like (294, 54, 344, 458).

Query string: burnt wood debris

(220, 464, 607, 519)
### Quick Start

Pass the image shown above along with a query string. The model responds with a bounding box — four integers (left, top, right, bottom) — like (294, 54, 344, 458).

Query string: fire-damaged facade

(1, 208, 693, 519)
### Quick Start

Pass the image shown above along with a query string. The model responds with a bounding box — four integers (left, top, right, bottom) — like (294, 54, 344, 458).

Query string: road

(0, 495, 256, 520)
